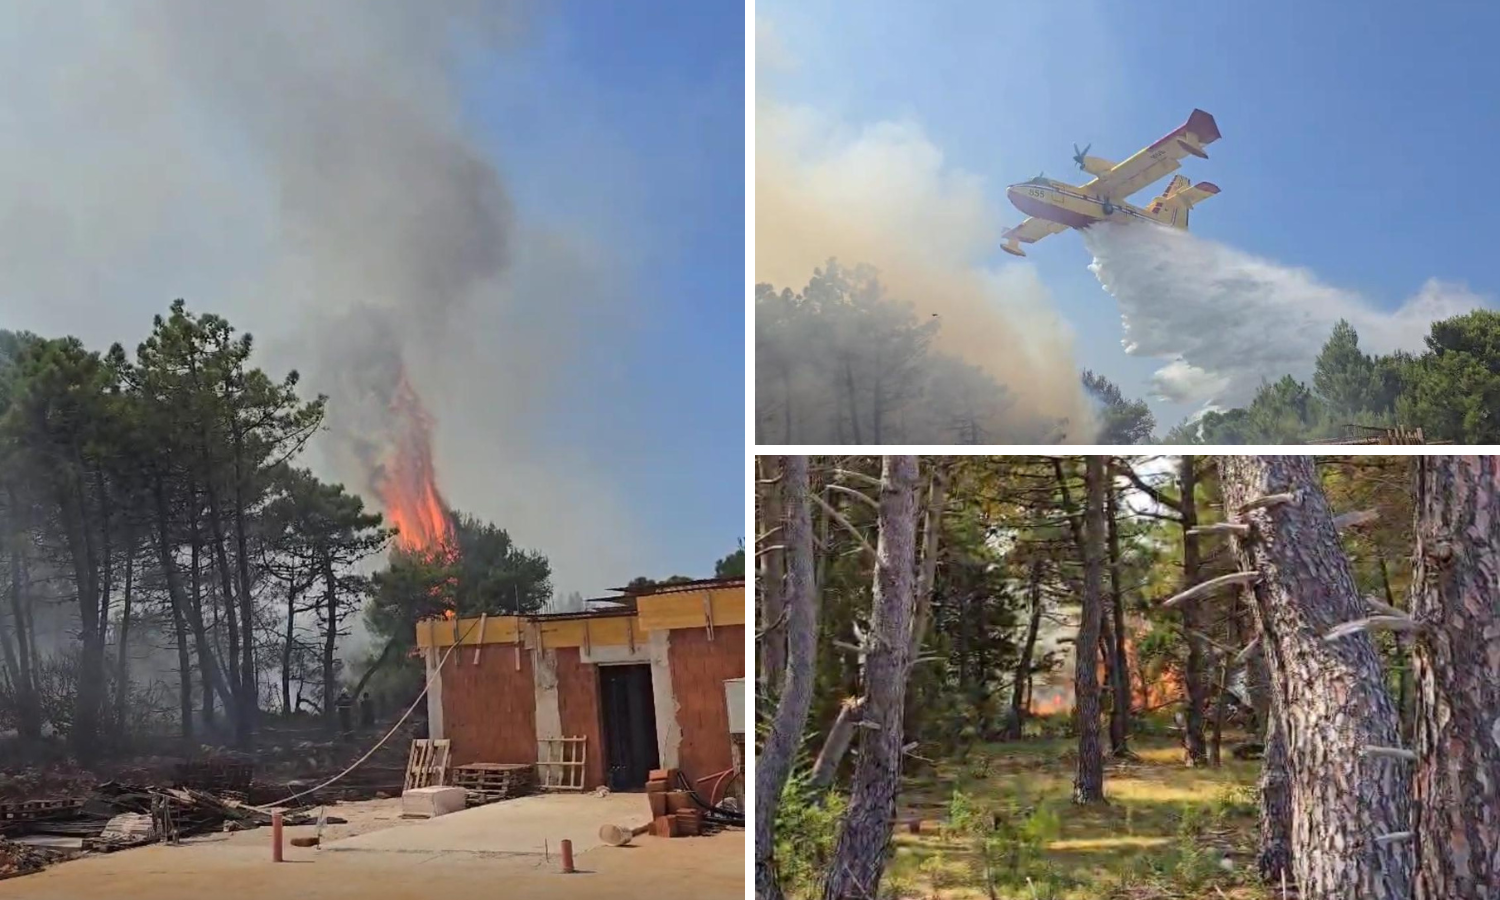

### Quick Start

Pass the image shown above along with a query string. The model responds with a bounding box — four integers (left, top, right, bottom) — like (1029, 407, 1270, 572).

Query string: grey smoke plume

(1085, 222, 1488, 408)
(756, 99, 1096, 440)
(0, 1, 645, 597)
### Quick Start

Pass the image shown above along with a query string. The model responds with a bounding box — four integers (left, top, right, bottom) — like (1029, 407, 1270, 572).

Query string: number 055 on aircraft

(1001, 109, 1221, 257)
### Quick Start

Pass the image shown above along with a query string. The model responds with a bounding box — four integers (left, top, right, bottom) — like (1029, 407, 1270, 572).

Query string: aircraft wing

(1081, 109, 1221, 200)
(1000, 216, 1067, 256)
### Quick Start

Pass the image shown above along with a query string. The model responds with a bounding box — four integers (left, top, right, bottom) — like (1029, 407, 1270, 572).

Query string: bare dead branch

(1186, 523, 1251, 537)
(1363, 595, 1406, 618)
(1234, 635, 1261, 665)
(809, 492, 876, 561)
(831, 468, 883, 489)
(1162, 571, 1261, 609)
(827, 483, 879, 511)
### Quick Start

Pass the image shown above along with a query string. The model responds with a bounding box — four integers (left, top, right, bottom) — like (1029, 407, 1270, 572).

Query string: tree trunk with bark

(230, 423, 258, 741)
(1177, 455, 1209, 767)
(1006, 560, 1044, 740)
(113, 538, 134, 736)
(1410, 456, 1500, 899)
(759, 457, 787, 695)
(1258, 702, 1293, 884)
(907, 465, 949, 659)
(755, 456, 818, 900)
(321, 553, 339, 732)
(3, 491, 40, 740)
(154, 478, 235, 737)
(1219, 455, 1411, 900)
(823, 456, 919, 900)
(1073, 456, 1107, 804)
(1105, 460, 1132, 757)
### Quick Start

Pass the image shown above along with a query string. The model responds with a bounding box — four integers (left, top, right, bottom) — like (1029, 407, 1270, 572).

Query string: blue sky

(759, 0, 1500, 429)
(464, 2, 747, 580)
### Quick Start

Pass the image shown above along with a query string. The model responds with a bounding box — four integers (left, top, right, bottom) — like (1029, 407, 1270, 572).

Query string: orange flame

(373, 369, 456, 559)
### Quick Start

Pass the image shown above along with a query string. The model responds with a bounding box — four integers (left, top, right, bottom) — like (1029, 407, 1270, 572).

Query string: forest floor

(883, 735, 1276, 900)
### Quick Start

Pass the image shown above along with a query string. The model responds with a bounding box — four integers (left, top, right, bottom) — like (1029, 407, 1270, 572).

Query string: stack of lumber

(644, 768, 703, 838)
(451, 764, 536, 806)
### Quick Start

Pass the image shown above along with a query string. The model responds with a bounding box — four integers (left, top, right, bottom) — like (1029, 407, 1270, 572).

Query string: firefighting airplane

(1000, 109, 1222, 257)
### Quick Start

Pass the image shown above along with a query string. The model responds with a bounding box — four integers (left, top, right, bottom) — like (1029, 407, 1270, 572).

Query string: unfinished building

(414, 578, 745, 792)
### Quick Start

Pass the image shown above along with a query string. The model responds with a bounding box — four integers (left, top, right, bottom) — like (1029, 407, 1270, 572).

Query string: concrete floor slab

(323, 792, 652, 856)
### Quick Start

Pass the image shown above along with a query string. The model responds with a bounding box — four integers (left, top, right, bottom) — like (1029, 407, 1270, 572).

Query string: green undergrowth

(777, 735, 1278, 900)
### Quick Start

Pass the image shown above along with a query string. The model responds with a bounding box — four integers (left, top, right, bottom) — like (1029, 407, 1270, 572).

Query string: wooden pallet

(0, 797, 86, 822)
(536, 737, 587, 791)
(403, 738, 452, 791)
(452, 763, 536, 804)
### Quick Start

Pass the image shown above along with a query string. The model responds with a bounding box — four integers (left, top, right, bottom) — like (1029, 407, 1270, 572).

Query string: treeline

(0, 302, 551, 760)
(756, 263, 1140, 445)
(1169, 311, 1500, 443)
(757, 455, 1493, 899)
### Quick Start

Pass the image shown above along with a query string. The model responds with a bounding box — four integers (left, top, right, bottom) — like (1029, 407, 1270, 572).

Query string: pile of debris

(643, 768, 742, 838)
(2, 780, 334, 857)
(0, 838, 66, 881)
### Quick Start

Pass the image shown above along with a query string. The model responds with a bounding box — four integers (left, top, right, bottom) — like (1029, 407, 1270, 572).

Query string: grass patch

(882, 735, 1275, 900)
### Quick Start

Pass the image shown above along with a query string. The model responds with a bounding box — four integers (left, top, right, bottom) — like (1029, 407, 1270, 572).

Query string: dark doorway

(598, 664, 660, 790)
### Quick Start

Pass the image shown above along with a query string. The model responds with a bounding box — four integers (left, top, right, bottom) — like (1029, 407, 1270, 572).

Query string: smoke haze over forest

(0, 2, 742, 595)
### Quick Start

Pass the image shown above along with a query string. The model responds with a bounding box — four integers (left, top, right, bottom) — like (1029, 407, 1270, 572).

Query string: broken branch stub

(1324, 616, 1422, 642)
(1332, 509, 1380, 532)
(1361, 746, 1418, 762)
(1185, 523, 1251, 537)
(1238, 492, 1299, 514)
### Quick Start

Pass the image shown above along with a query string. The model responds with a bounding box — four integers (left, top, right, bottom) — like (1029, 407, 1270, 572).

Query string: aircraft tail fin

(1147, 180, 1220, 229)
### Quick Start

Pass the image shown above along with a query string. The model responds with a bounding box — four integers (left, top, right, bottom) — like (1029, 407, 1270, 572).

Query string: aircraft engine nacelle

(1079, 155, 1115, 176)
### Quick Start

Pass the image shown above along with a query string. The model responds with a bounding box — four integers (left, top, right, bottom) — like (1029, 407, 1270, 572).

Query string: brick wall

(667, 624, 745, 782)
(439, 645, 537, 766)
(554, 648, 606, 789)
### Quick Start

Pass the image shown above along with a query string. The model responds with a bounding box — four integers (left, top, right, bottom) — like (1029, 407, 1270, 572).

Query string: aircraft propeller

(1072, 142, 1091, 170)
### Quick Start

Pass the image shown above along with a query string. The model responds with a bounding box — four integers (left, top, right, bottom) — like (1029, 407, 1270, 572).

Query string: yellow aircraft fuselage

(1000, 109, 1222, 257)
(1006, 181, 1169, 232)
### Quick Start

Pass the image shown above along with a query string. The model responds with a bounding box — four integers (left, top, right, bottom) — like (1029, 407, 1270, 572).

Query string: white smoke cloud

(757, 99, 1096, 439)
(1085, 222, 1490, 407)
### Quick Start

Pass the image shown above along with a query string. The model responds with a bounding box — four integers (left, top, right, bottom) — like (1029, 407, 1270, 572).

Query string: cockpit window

(1026, 175, 1050, 186)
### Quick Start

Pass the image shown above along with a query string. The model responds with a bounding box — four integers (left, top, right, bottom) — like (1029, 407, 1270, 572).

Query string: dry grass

(882, 736, 1280, 900)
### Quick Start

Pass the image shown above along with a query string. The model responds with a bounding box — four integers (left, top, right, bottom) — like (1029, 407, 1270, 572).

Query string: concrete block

(402, 786, 467, 818)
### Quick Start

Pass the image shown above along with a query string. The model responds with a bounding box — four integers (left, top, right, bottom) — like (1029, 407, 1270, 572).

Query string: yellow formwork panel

(414, 586, 745, 649)
(414, 615, 521, 650)
(636, 588, 747, 632)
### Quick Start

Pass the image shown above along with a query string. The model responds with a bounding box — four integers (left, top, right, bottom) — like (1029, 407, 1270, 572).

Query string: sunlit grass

(883, 734, 1275, 900)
